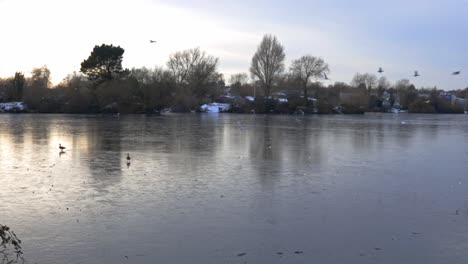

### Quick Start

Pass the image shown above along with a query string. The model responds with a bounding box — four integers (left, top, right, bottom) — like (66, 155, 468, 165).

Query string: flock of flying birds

(323, 68, 461, 81)
(377, 67, 460, 77)
(148, 39, 463, 82)
(323, 67, 461, 80)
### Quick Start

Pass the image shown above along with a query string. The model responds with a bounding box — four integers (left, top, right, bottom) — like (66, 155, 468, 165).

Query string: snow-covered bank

(200, 103, 231, 113)
(0, 102, 27, 113)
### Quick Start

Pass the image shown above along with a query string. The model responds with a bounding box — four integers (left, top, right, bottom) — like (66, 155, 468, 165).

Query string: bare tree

(290, 55, 329, 105)
(11, 72, 26, 101)
(22, 66, 52, 110)
(377, 76, 391, 97)
(394, 79, 411, 90)
(167, 48, 219, 109)
(250, 34, 285, 98)
(167, 48, 218, 87)
(351, 73, 377, 95)
(229, 73, 248, 86)
(228, 73, 248, 96)
(394, 79, 417, 108)
(30, 65, 51, 89)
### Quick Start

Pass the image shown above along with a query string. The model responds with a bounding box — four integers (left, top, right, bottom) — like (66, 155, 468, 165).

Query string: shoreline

(1, 111, 467, 115)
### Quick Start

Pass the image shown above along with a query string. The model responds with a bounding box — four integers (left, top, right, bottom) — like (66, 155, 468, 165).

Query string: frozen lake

(1, 113, 468, 264)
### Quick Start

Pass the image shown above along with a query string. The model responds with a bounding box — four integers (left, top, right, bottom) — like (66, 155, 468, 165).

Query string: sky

(1, 0, 468, 90)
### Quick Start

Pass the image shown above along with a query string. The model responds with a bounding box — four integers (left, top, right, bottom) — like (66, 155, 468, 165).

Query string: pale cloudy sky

(1, 0, 467, 89)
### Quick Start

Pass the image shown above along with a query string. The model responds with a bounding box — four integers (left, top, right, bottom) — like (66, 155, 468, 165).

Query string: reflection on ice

(0, 114, 468, 264)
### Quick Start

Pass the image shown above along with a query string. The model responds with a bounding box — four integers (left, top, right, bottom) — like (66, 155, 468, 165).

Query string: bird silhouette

(324, 73, 330, 80)
(452, 71, 461, 75)
(414, 70, 420, 77)
(378, 67, 384, 73)
(150, 40, 157, 43)
(59, 144, 66, 151)
(127, 153, 131, 162)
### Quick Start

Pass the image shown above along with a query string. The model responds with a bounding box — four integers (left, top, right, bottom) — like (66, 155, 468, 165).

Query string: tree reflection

(84, 117, 123, 190)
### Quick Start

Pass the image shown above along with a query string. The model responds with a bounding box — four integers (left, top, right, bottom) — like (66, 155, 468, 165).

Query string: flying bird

(149, 40, 157, 43)
(414, 71, 420, 77)
(452, 71, 461, 75)
(324, 73, 330, 80)
(378, 67, 384, 73)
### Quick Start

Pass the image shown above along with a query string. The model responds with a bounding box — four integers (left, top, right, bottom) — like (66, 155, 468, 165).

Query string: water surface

(1, 113, 468, 264)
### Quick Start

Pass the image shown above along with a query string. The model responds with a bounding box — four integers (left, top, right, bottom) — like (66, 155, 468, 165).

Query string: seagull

(414, 70, 420, 77)
(324, 73, 330, 80)
(59, 144, 66, 151)
(149, 40, 157, 43)
(452, 71, 461, 75)
(126, 153, 131, 162)
(378, 67, 384, 74)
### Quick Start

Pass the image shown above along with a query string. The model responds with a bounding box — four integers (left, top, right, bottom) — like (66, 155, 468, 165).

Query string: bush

(95, 78, 145, 113)
(253, 98, 277, 113)
(0, 224, 24, 264)
(340, 104, 365, 114)
(434, 98, 464, 113)
(316, 99, 333, 114)
(408, 99, 436, 113)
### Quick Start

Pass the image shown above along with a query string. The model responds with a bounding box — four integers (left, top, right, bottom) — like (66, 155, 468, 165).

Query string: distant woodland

(1, 35, 466, 114)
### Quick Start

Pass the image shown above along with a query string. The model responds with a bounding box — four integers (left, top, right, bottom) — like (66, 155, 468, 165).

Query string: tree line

(0, 35, 466, 114)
